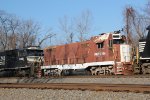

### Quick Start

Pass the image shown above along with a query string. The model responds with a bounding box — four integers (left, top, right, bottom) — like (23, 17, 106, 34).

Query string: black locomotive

(134, 25, 150, 74)
(0, 46, 43, 77)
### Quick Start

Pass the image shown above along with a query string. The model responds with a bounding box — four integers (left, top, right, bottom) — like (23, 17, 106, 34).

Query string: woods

(0, 1, 150, 51)
(0, 10, 93, 51)
(0, 10, 55, 51)
(123, 1, 150, 46)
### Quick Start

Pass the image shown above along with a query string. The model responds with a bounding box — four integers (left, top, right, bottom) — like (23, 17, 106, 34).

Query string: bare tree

(144, 0, 150, 17)
(143, 0, 150, 28)
(0, 10, 57, 51)
(123, 6, 150, 46)
(124, 7, 133, 44)
(7, 15, 20, 49)
(123, 0, 150, 47)
(38, 29, 56, 46)
(0, 10, 11, 51)
(18, 19, 40, 48)
(75, 10, 93, 42)
(59, 16, 74, 43)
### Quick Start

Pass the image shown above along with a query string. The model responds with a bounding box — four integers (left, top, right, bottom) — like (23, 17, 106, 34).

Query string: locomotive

(0, 46, 43, 77)
(2, 26, 150, 77)
(41, 31, 133, 76)
(134, 25, 150, 74)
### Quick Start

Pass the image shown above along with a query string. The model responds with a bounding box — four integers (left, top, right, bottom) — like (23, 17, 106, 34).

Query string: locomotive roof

(44, 32, 111, 50)
(91, 33, 110, 43)
(0, 46, 42, 53)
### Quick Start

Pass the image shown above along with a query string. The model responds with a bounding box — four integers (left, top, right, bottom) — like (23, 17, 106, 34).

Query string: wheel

(142, 66, 146, 74)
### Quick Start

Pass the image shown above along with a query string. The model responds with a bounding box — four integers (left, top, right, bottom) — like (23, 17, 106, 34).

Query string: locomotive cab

(91, 31, 132, 75)
(112, 31, 133, 75)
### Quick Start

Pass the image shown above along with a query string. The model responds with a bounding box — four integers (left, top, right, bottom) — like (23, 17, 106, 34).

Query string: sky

(0, 0, 148, 44)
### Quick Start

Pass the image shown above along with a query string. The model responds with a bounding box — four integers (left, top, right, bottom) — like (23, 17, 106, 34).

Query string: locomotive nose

(146, 25, 150, 30)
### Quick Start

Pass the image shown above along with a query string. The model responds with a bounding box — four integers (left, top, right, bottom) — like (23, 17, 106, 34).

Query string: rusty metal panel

(43, 32, 133, 75)
(44, 33, 116, 66)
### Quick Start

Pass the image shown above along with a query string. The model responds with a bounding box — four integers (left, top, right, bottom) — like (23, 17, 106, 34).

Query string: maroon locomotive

(41, 31, 133, 76)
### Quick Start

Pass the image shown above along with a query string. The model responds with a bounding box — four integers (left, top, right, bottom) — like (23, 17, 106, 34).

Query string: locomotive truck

(134, 25, 150, 74)
(0, 46, 43, 77)
(41, 31, 133, 76)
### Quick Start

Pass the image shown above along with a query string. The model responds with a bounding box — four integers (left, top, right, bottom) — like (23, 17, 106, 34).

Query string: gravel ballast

(0, 88, 150, 100)
(0, 77, 150, 84)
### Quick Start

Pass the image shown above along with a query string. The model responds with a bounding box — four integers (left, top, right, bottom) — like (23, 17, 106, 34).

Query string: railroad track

(0, 74, 150, 79)
(0, 83, 150, 93)
(56, 74, 150, 78)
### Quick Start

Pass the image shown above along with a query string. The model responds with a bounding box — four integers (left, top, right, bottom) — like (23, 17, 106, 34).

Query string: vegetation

(0, 1, 150, 51)
(123, 1, 150, 46)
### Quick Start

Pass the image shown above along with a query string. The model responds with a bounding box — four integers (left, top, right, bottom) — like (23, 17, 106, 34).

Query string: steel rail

(0, 83, 150, 93)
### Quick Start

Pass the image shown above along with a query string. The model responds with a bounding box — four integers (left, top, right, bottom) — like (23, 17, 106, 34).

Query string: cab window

(96, 42, 104, 48)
